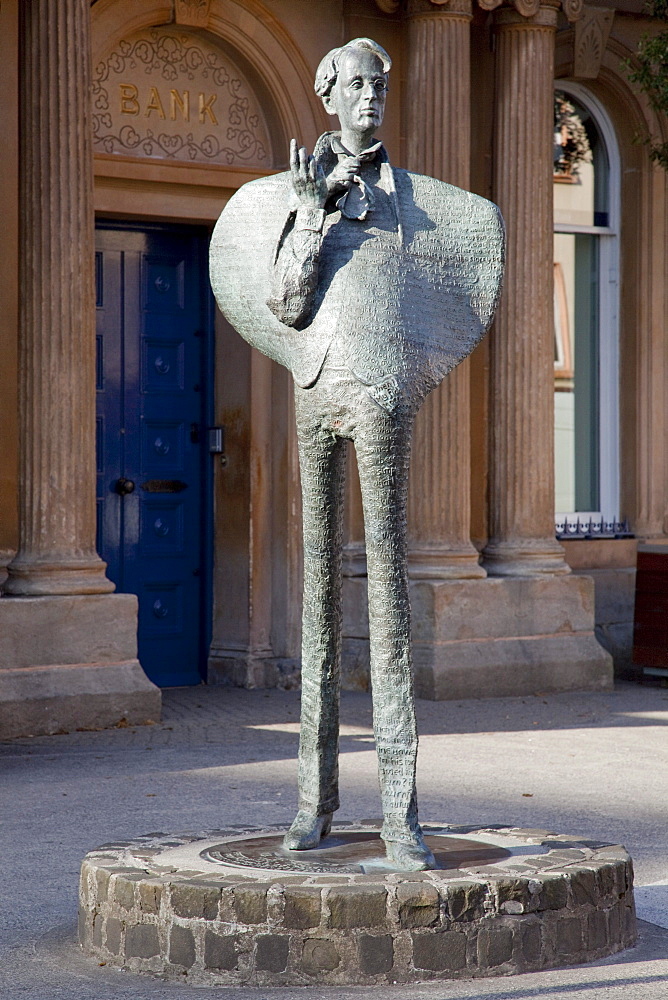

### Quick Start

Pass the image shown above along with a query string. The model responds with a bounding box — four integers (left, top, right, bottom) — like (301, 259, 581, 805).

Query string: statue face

(325, 47, 387, 136)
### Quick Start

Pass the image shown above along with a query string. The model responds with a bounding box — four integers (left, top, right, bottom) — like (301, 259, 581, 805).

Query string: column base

(343, 575, 613, 699)
(408, 545, 487, 580)
(0, 548, 15, 590)
(0, 594, 160, 739)
(3, 556, 116, 595)
(207, 647, 301, 691)
(482, 538, 571, 577)
(342, 543, 367, 578)
(345, 544, 488, 580)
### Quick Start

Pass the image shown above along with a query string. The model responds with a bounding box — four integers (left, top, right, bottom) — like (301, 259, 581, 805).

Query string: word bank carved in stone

(93, 28, 269, 165)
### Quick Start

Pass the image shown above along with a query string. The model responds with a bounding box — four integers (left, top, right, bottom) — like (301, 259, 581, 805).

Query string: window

(553, 84, 620, 532)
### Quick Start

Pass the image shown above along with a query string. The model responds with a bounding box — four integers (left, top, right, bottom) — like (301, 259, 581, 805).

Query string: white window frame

(554, 81, 621, 525)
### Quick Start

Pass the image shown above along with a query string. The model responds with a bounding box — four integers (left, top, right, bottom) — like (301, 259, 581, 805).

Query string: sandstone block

(570, 868, 598, 907)
(396, 882, 440, 928)
(494, 877, 531, 913)
(358, 934, 393, 974)
(96, 867, 111, 902)
(556, 916, 583, 956)
(113, 875, 138, 911)
(537, 875, 568, 911)
(520, 921, 541, 962)
(139, 880, 163, 914)
(105, 917, 122, 955)
(169, 924, 196, 968)
(302, 938, 340, 972)
(170, 882, 219, 920)
(126, 923, 160, 959)
(328, 885, 387, 928)
(596, 864, 617, 899)
(204, 931, 237, 970)
(445, 881, 486, 921)
(234, 884, 269, 924)
(587, 909, 608, 950)
(255, 934, 289, 972)
(283, 886, 322, 929)
(477, 926, 513, 968)
(607, 902, 621, 943)
(412, 930, 467, 971)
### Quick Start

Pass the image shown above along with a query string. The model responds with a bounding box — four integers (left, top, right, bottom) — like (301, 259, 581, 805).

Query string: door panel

(96, 224, 211, 687)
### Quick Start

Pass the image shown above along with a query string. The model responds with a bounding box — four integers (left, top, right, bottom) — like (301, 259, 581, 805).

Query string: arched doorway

(90, 4, 325, 686)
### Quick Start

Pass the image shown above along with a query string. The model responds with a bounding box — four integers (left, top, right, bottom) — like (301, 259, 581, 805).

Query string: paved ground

(1, 680, 667, 998)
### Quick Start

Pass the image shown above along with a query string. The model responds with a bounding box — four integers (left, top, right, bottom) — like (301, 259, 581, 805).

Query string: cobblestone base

(79, 824, 637, 986)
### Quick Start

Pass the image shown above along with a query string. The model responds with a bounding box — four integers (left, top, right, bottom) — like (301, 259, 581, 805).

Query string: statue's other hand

(290, 138, 328, 210)
(325, 159, 360, 196)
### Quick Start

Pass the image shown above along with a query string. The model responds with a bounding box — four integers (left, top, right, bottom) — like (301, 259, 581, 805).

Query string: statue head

(315, 38, 391, 148)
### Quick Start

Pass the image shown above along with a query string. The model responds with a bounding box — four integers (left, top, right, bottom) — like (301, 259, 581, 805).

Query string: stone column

(5, 0, 114, 596)
(482, 1, 569, 576)
(0, 0, 161, 739)
(405, 0, 485, 579)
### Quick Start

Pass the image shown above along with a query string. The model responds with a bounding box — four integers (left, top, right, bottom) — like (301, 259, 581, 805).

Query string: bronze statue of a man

(210, 38, 504, 870)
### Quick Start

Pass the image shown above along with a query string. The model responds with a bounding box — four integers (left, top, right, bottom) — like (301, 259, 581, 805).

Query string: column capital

(376, 0, 582, 19)
(479, 0, 582, 22)
(405, 0, 472, 16)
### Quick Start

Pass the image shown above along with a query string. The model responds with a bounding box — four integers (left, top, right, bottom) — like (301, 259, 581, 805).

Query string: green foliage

(646, 0, 668, 17)
(625, 2, 668, 169)
(554, 92, 591, 176)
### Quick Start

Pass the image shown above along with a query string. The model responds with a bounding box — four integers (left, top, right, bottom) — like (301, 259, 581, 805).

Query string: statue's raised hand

(290, 138, 328, 209)
(325, 158, 360, 197)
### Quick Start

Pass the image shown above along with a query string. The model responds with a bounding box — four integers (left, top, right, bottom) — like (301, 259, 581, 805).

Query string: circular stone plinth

(79, 823, 637, 986)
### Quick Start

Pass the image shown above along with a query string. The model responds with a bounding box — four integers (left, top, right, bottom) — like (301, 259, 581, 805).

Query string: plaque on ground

(202, 829, 511, 874)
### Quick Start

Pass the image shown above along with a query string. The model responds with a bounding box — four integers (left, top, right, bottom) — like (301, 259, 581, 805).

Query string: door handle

(115, 477, 135, 495)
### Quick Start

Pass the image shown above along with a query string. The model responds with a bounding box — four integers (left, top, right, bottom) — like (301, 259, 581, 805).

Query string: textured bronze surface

(210, 38, 504, 867)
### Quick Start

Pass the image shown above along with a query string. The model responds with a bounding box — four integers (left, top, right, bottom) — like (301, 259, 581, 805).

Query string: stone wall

(79, 826, 637, 986)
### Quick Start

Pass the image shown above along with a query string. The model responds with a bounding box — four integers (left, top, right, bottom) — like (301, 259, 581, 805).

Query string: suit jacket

(210, 133, 505, 409)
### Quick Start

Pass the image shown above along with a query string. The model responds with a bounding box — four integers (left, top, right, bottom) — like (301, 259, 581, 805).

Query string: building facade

(1, 0, 666, 737)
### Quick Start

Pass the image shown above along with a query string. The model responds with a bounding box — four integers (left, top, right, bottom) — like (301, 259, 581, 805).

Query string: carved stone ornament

(376, 0, 452, 10)
(574, 7, 614, 76)
(377, 0, 581, 12)
(92, 27, 269, 165)
(478, 0, 583, 16)
(174, 0, 211, 27)
(406, 0, 459, 12)
(512, 0, 540, 16)
(561, 0, 585, 21)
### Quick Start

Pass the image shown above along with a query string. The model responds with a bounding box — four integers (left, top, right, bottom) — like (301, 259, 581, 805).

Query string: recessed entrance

(95, 222, 213, 687)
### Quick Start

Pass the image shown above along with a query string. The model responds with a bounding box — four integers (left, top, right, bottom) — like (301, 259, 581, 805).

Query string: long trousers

(294, 361, 421, 845)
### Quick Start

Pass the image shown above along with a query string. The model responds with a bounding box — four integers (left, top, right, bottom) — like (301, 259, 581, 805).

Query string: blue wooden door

(95, 223, 212, 687)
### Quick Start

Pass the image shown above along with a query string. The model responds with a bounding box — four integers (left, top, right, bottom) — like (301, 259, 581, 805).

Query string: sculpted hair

(314, 37, 392, 98)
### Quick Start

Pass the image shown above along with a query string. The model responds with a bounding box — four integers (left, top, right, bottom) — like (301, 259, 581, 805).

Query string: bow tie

(330, 137, 383, 221)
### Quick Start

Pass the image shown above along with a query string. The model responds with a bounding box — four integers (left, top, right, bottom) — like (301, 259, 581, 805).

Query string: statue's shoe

(283, 810, 333, 850)
(385, 836, 437, 871)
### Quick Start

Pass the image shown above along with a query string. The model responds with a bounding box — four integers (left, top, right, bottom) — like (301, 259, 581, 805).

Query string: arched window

(553, 83, 620, 533)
